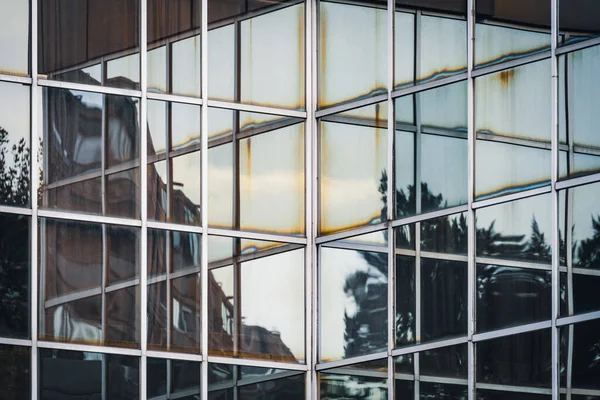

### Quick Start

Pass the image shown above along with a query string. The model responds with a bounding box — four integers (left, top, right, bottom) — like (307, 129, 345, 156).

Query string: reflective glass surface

(0, 345, 30, 399)
(209, 236, 305, 362)
(0, 213, 30, 339)
(148, 0, 201, 96)
(560, 319, 600, 391)
(319, 1, 386, 108)
(475, 60, 552, 199)
(38, 0, 140, 89)
(320, 102, 388, 234)
(559, 0, 600, 45)
(39, 218, 139, 347)
(40, 87, 140, 218)
(558, 45, 600, 178)
(0, 0, 29, 75)
(475, 0, 550, 68)
(476, 194, 552, 264)
(208, 2, 304, 109)
(321, 231, 388, 361)
(477, 329, 552, 388)
(0, 81, 30, 207)
(320, 359, 388, 399)
(148, 357, 201, 398)
(40, 349, 139, 399)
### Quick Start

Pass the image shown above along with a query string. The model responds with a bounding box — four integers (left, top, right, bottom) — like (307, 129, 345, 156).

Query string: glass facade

(0, 0, 599, 398)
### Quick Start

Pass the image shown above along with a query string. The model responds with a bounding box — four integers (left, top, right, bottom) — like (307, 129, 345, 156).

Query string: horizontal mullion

(320, 240, 388, 254)
(206, 227, 306, 245)
(147, 220, 203, 234)
(316, 351, 388, 371)
(236, 370, 305, 387)
(45, 169, 103, 190)
(421, 251, 468, 263)
(316, 222, 388, 245)
(0, 205, 32, 216)
(147, 91, 202, 106)
(472, 186, 551, 210)
(207, 99, 306, 119)
(38, 209, 142, 227)
(476, 132, 552, 151)
(207, 355, 308, 371)
(146, 350, 202, 362)
(319, 367, 388, 379)
(38, 78, 142, 98)
(420, 375, 468, 386)
(556, 171, 600, 191)
(0, 337, 32, 347)
(208, 243, 305, 270)
(320, 114, 388, 130)
(392, 205, 468, 227)
(472, 320, 551, 343)
(391, 73, 468, 99)
(471, 50, 551, 79)
(45, 287, 103, 309)
(0, 73, 32, 85)
(474, 256, 552, 271)
(555, 35, 600, 56)
(237, 117, 304, 141)
(104, 278, 139, 293)
(556, 310, 600, 327)
(316, 93, 388, 119)
(105, 160, 140, 176)
(391, 336, 468, 357)
(421, 126, 467, 139)
(475, 382, 552, 395)
(37, 340, 142, 356)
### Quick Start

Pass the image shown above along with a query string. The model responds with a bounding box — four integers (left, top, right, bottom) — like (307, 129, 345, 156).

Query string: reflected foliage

(0, 126, 30, 207)
(576, 215, 600, 269)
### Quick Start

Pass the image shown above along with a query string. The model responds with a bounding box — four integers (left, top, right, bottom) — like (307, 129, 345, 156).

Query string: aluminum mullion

(166, 231, 172, 350)
(391, 336, 468, 357)
(147, 91, 203, 105)
(315, 93, 389, 118)
(472, 320, 552, 343)
(551, 0, 560, 398)
(207, 227, 307, 244)
(145, 349, 202, 363)
(140, 0, 149, 398)
(413, 42, 422, 399)
(555, 35, 600, 56)
(387, 0, 395, 397)
(476, 132, 553, 151)
(37, 78, 142, 98)
(556, 310, 600, 327)
(0, 205, 32, 216)
(207, 355, 309, 371)
(555, 171, 600, 190)
(471, 50, 552, 79)
(37, 340, 142, 356)
(391, 73, 468, 99)
(0, 73, 32, 85)
(0, 337, 32, 347)
(315, 351, 388, 371)
(207, 99, 306, 119)
(37, 209, 143, 227)
(565, 186, 574, 399)
(147, 220, 203, 234)
(472, 185, 551, 210)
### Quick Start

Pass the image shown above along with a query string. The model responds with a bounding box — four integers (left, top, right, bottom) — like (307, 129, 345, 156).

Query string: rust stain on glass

(498, 69, 516, 88)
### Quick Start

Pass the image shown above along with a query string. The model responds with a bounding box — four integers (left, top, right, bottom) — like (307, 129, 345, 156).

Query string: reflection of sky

(0, 1, 28, 75)
(475, 24, 549, 67)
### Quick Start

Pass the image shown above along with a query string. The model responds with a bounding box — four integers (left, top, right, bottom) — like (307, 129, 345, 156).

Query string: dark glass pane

(39, 0, 140, 89)
(476, 264, 551, 332)
(106, 95, 140, 168)
(107, 225, 139, 284)
(40, 349, 139, 399)
(172, 231, 201, 273)
(420, 344, 468, 379)
(43, 295, 102, 344)
(559, 0, 600, 45)
(475, 0, 550, 68)
(395, 379, 414, 399)
(477, 329, 552, 388)
(421, 259, 467, 341)
(148, 281, 167, 349)
(421, 213, 468, 254)
(564, 182, 600, 270)
(396, 255, 416, 347)
(106, 168, 140, 219)
(0, 213, 30, 339)
(421, 382, 468, 400)
(477, 390, 550, 400)
(0, 81, 30, 207)
(320, 102, 387, 234)
(0, 1, 29, 75)
(105, 286, 139, 346)
(209, 389, 234, 400)
(320, 370, 387, 399)
(172, 359, 201, 396)
(148, 0, 201, 97)
(562, 319, 600, 390)
(321, 239, 388, 361)
(171, 274, 201, 352)
(147, 357, 167, 398)
(148, 228, 167, 278)
(239, 374, 304, 399)
(476, 194, 552, 263)
(46, 177, 102, 215)
(0, 345, 30, 399)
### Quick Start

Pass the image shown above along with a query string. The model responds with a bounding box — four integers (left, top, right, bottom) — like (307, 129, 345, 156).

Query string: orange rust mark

(319, 211, 385, 236)
(374, 103, 382, 151)
(298, 5, 305, 109)
(245, 137, 252, 192)
(319, 4, 327, 107)
(498, 69, 516, 88)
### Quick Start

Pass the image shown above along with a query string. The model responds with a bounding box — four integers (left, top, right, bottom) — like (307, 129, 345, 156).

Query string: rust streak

(319, 5, 327, 107)
(245, 137, 252, 193)
(498, 69, 516, 88)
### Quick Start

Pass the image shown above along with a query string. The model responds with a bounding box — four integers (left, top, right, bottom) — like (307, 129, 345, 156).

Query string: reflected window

(0, 0, 29, 76)
(148, 357, 201, 398)
(320, 359, 388, 399)
(38, 0, 140, 89)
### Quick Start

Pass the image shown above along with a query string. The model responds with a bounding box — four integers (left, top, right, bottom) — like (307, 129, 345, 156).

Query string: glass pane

(0, 81, 30, 207)
(148, 160, 168, 221)
(395, 255, 416, 346)
(172, 231, 201, 273)
(208, 143, 233, 228)
(477, 390, 550, 400)
(39, 0, 140, 89)
(0, 0, 29, 75)
(321, 232, 388, 361)
(421, 213, 468, 254)
(239, 122, 305, 235)
(172, 103, 201, 151)
(421, 382, 468, 399)
(559, 45, 600, 178)
(148, 281, 167, 349)
(559, 0, 600, 45)
(320, 102, 388, 234)
(171, 151, 201, 225)
(208, 264, 234, 355)
(475, 0, 550, 68)
(105, 286, 138, 346)
(107, 225, 139, 284)
(560, 319, 600, 391)
(0, 345, 30, 398)
(421, 343, 468, 379)
(476, 193, 552, 264)
(476, 329, 552, 388)
(419, 15, 467, 83)
(208, 25, 235, 102)
(320, 359, 388, 399)
(148, 358, 201, 398)
(40, 349, 139, 399)
(0, 213, 30, 339)
(319, 1, 387, 108)
(476, 264, 551, 332)
(238, 374, 305, 399)
(148, 99, 167, 156)
(40, 88, 140, 217)
(172, 274, 201, 352)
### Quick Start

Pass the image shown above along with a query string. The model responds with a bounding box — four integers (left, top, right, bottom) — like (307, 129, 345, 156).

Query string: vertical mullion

(466, 0, 476, 398)
(305, 0, 315, 397)
(140, 0, 149, 398)
(551, 0, 560, 398)
(413, 32, 422, 400)
(166, 102, 173, 219)
(201, 0, 209, 394)
(31, 0, 40, 395)
(166, 231, 172, 349)
(387, 0, 395, 397)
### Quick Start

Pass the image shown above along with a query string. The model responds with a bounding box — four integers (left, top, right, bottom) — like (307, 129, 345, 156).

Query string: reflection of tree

(577, 215, 600, 269)
(0, 127, 30, 207)
(342, 171, 558, 359)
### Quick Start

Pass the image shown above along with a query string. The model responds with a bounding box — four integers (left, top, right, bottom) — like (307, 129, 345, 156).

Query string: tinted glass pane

(321, 234, 388, 361)
(319, 1, 386, 108)
(421, 213, 468, 254)
(560, 319, 600, 390)
(148, 357, 201, 398)
(421, 382, 468, 399)
(559, 45, 600, 178)
(420, 343, 468, 379)
(208, 142, 233, 228)
(148, 160, 168, 221)
(148, 281, 167, 349)
(0, 345, 30, 398)
(172, 274, 201, 352)
(476, 194, 552, 264)
(239, 374, 305, 399)
(475, 0, 550, 68)
(106, 168, 140, 219)
(320, 360, 388, 399)
(0, 81, 30, 207)
(207, 25, 235, 101)
(477, 329, 552, 388)
(559, 0, 600, 45)
(477, 390, 550, 400)
(107, 225, 139, 284)
(320, 102, 388, 234)
(0, 0, 29, 75)
(39, 0, 140, 89)
(40, 349, 139, 399)
(476, 264, 551, 332)
(395, 255, 416, 346)
(105, 286, 138, 346)
(0, 213, 30, 339)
